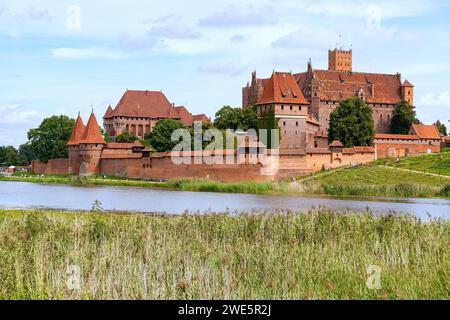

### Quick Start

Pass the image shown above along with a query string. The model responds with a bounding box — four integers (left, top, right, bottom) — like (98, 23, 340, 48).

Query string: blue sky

(0, 0, 449, 146)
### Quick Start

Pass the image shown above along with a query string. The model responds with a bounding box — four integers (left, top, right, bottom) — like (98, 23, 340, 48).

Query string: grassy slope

(381, 148, 450, 176)
(299, 149, 450, 198)
(0, 209, 448, 300)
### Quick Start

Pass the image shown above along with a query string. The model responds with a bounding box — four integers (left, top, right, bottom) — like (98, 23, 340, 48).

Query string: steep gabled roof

(79, 112, 106, 144)
(296, 69, 404, 104)
(410, 124, 441, 140)
(110, 90, 174, 118)
(67, 114, 85, 146)
(257, 72, 309, 105)
(103, 105, 113, 119)
(402, 79, 414, 87)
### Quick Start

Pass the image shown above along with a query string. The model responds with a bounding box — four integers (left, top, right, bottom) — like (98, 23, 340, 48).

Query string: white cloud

(273, 26, 339, 49)
(198, 5, 278, 27)
(51, 47, 126, 59)
(0, 104, 42, 125)
(198, 62, 248, 76)
(117, 33, 161, 51)
(416, 91, 450, 128)
(146, 15, 203, 39)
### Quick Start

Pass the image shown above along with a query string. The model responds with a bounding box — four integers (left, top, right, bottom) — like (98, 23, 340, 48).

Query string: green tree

(18, 143, 35, 165)
(435, 120, 447, 136)
(27, 115, 75, 163)
(115, 131, 138, 143)
(0, 146, 27, 166)
(100, 127, 111, 143)
(328, 97, 375, 147)
(148, 119, 186, 152)
(239, 107, 259, 131)
(214, 106, 258, 131)
(390, 101, 420, 134)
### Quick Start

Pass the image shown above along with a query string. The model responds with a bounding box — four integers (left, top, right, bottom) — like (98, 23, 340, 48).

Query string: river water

(0, 181, 448, 220)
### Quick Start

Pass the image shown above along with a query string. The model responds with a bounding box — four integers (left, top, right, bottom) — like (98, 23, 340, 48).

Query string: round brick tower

(78, 112, 106, 176)
(67, 113, 85, 175)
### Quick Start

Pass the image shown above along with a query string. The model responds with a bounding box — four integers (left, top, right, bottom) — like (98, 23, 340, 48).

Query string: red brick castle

(243, 49, 414, 134)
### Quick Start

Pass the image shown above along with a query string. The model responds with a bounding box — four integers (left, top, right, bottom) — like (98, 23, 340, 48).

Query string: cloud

(0, 104, 42, 125)
(198, 62, 247, 76)
(198, 5, 278, 27)
(230, 34, 245, 43)
(145, 15, 202, 40)
(0, 5, 51, 22)
(417, 91, 450, 111)
(51, 47, 126, 59)
(272, 26, 338, 49)
(148, 22, 202, 39)
(117, 33, 161, 51)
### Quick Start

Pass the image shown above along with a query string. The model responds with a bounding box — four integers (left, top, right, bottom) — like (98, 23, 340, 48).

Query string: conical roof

(79, 112, 106, 144)
(67, 114, 85, 146)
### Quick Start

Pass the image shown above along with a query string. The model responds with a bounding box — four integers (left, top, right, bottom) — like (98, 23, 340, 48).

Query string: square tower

(328, 49, 352, 72)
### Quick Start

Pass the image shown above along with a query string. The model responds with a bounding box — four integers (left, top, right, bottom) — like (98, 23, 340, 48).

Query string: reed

(0, 209, 448, 300)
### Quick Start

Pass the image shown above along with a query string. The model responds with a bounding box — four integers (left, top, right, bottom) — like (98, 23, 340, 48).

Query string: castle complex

(103, 90, 209, 141)
(243, 49, 414, 134)
(32, 48, 443, 182)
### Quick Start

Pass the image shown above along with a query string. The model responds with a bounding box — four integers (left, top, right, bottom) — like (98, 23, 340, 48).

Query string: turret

(78, 112, 106, 176)
(401, 79, 414, 106)
(67, 113, 85, 175)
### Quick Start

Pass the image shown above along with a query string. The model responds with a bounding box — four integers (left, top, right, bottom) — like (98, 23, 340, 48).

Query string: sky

(0, 0, 449, 147)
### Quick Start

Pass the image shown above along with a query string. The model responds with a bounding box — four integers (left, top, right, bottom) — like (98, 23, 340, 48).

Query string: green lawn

(299, 150, 450, 198)
(0, 209, 448, 300)
(381, 148, 450, 176)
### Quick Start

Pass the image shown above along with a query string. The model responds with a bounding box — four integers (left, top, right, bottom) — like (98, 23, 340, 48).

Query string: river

(0, 181, 448, 220)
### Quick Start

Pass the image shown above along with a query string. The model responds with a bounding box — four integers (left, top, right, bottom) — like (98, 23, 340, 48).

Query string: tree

(27, 115, 75, 163)
(115, 131, 138, 143)
(328, 97, 375, 147)
(100, 127, 111, 143)
(18, 143, 35, 165)
(239, 107, 259, 131)
(214, 106, 258, 131)
(0, 146, 27, 166)
(435, 120, 447, 136)
(391, 101, 420, 134)
(147, 119, 186, 152)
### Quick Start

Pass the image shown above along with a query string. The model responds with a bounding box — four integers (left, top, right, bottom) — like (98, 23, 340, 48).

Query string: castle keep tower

(328, 49, 352, 72)
(78, 112, 106, 176)
(67, 114, 85, 175)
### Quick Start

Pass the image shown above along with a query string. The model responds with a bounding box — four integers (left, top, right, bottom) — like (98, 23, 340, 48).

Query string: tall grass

(0, 209, 448, 300)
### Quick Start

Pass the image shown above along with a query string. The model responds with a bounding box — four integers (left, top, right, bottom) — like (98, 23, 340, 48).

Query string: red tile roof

(258, 72, 309, 105)
(410, 124, 441, 140)
(329, 140, 344, 147)
(110, 90, 174, 118)
(193, 114, 210, 122)
(297, 70, 405, 104)
(402, 79, 414, 87)
(67, 115, 85, 146)
(103, 105, 113, 119)
(79, 113, 106, 144)
(375, 133, 419, 140)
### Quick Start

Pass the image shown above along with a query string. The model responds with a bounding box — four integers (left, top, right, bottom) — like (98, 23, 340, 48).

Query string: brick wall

(32, 158, 69, 175)
(375, 139, 441, 159)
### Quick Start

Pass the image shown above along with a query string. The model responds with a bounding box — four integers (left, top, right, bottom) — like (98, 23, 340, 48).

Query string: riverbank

(2, 149, 449, 198)
(0, 209, 448, 299)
